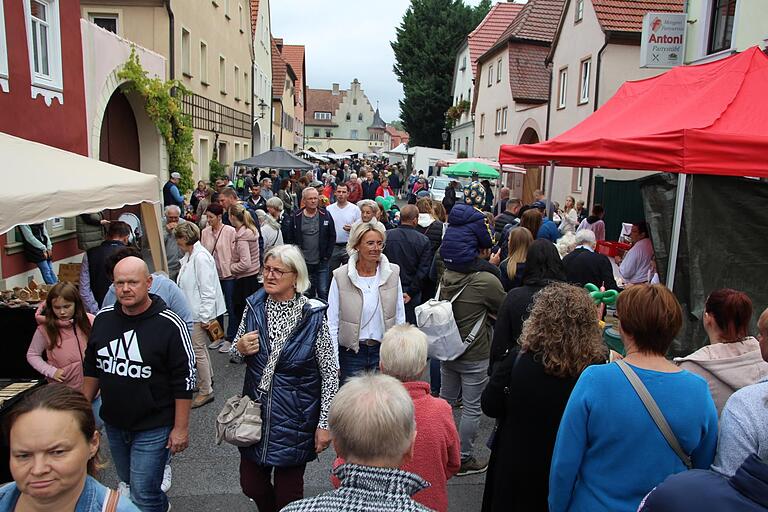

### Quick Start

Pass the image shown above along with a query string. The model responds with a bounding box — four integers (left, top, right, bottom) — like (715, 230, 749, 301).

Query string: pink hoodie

(26, 304, 95, 390)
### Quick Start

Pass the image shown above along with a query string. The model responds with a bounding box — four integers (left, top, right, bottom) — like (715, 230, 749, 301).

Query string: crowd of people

(7, 157, 768, 512)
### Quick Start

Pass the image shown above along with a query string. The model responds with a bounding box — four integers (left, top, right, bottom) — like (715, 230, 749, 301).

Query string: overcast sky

(270, 0, 488, 126)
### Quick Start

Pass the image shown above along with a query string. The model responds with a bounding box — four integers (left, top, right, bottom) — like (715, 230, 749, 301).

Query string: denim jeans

(219, 278, 237, 340)
(306, 262, 329, 301)
(92, 395, 104, 430)
(105, 424, 172, 512)
(440, 358, 489, 461)
(429, 358, 442, 395)
(339, 344, 380, 384)
(36, 260, 57, 284)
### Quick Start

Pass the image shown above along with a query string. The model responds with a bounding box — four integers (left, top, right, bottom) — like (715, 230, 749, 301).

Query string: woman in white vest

(328, 220, 406, 383)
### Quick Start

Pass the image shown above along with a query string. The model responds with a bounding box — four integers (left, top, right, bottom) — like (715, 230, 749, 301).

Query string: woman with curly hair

(480, 282, 606, 512)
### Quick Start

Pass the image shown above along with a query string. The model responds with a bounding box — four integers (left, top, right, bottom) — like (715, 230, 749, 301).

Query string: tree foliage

(118, 49, 195, 193)
(392, 0, 492, 147)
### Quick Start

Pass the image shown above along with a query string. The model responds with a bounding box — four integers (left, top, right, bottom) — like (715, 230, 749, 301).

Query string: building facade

(545, 0, 683, 208)
(281, 44, 306, 152)
(684, 0, 766, 64)
(80, 0, 254, 179)
(449, 2, 524, 158)
(304, 79, 385, 154)
(251, 0, 272, 155)
(270, 37, 297, 151)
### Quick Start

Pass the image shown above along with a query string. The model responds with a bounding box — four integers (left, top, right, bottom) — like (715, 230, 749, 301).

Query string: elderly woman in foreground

(327, 220, 405, 383)
(230, 245, 338, 512)
(282, 373, 433, 512)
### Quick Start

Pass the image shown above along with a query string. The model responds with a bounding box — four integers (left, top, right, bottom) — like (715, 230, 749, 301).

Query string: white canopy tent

(1, 132, 167, 272)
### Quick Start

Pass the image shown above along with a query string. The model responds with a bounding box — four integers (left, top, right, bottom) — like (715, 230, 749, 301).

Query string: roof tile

(591, 0, 684, 32)
(305, 88, 347, 126)
(250, 0, 259, 37)
(468, 2, 524, 78)
(494, 0, 565, 45)
(509, 43, 551, 102)
(271, 37, 286, 100)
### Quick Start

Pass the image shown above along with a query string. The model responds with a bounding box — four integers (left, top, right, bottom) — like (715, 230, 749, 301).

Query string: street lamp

(257, 99, 268, 119)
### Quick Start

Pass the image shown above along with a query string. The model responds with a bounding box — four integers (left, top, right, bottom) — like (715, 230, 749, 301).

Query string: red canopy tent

(497, 46, 768, 288)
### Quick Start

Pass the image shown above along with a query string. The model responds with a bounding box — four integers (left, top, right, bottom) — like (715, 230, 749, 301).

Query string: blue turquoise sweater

(548, 362, 718, 512)
(0, 476, 139, 511)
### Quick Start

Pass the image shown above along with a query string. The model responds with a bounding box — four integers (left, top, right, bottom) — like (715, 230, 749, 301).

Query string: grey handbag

(616, 360, 693, 469)
(215, 394, 263, 447)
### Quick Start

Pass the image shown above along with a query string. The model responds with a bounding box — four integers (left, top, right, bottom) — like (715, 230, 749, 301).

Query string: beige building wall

(253, 0, 272, 155)
(450, 41, 475, 156)
(685, 0, 767, 64)
(81, 0, 253, 181)
(279, 77, 296, 151)
(334, 80, 375, 140)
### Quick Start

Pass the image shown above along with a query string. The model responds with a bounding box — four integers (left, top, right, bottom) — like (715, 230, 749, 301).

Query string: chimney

(332, 83, 340, 96)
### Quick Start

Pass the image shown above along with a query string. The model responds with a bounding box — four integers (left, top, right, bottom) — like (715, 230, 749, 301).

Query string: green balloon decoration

(376, 195, 396, 210)
(585, 283, 619, 305)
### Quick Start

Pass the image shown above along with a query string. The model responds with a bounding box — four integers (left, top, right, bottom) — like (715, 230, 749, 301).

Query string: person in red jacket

(345, 173, 362, 204)
(331, 324, 461, 512)
(375, 177, 395, 199)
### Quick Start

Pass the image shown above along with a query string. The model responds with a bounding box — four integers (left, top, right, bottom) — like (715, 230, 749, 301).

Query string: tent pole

(666, 173, 687, 291)
(545, 161, 555, 216)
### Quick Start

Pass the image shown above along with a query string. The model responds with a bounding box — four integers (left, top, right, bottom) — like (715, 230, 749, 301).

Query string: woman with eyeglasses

(229, 244, 339, 512)
(327, 220, 406, 383)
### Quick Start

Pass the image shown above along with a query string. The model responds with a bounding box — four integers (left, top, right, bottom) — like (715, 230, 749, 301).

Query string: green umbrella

(443, 161, 500, 179)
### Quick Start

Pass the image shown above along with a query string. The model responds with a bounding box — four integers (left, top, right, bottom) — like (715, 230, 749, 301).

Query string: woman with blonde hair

(558, 196, 579, 235)
(229, 204, 261, 347)
(481, 283, 606, 512)
(498, 227, 533, 291)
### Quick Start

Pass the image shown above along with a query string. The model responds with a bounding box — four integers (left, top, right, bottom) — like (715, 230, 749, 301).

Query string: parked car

(428, 176, 467, 203)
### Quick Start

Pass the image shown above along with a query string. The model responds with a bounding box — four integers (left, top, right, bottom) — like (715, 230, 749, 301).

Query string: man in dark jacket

(383, 205, 432, 324)
(361, 171, 380, 201)
(441, 182, 494, 273)
(79, 220, 131, 314)
(638, 454, 768, 512)
(561, 229, 618, 290)
(493, 198, 522, 240)
(163, 172, 185, 209)
(282, 187, 336, 300)
(83, 256, 195, 512)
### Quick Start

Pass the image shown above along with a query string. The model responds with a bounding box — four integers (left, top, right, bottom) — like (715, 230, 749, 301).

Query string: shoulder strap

(615, 360, 693, 469)
(103, 489, 120, 512)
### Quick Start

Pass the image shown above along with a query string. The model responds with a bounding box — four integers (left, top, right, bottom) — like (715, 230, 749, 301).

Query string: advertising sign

(640, 13, 686, 68)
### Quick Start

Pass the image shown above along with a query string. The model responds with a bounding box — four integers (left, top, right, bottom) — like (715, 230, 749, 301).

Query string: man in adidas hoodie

(83, 256, 195, 512)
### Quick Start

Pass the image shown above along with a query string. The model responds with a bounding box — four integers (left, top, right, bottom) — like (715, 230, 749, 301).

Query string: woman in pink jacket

(202, 203, 237, 351)
(229, 204, 261, 337)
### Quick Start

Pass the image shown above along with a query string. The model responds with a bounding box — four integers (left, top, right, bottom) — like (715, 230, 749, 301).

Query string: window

(351, 129, 358, 139)
(0, 0, 8, 92)
(219, 56, 226, 94)
(224, 0, 230, 19)
(234, 65, 240, 100)
(346, 113, 351, 121)
(501, 106, 508, 133)
(575, 0, 584, 22)
(199, 41, 208, 84)
(314, 112, 331, 120)
(89, 13, 118, 34)
(465, 137, 469, 152)
(238, 4, 244, 32)
(358, 113, 363, 122)
(24, 0, 63, 104)
(243, 143, 249, 158)
(244, 71, 249, 104)
(479, 114, 485, 137)
(353, 98, 357, 105)
(325, 129, 332, 138)
(313, 129, 320, 137)
(487, 63, 493, 86)
(460, 55, 466, 71)
(199, 138, 209, 174)
(496, 58, 502, 82)
(572, 167, 585, 192)
(578, 58, 591, 104)
(495, 108, 502, 134)
(708, 0, 736, 54)
(234, 141, 240, 163)
(557, 67, 568, 109)
(181, 27, 191, 77)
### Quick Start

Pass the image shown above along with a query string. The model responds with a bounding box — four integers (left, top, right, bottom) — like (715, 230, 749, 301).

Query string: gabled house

(280, 44, 306, 151)
(270, 37, 297, 151)
(546, 0, 683, 206)
(448, 1, 524, 157)
(473, 0, 565, 203)
(684, 0, 767, 64)
(251, 0, 272, 154)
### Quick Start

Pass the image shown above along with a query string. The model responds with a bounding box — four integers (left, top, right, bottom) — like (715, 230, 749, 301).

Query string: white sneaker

(217, 341, 232, 353)
(161, 464, 172, 492)
(117, 481, 130, 499)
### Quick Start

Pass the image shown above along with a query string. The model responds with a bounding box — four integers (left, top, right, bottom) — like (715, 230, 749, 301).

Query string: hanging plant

(117, 48, 195, 193)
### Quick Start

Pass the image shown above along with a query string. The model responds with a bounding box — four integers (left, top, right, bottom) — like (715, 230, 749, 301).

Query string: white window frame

(219, 55, 227, 94)
(487, 63, 493, 87)
(88, 12, 120, 35)
(558, 67, 568, 109)
(496, 58, 502, 82)
(199, 40, 209, 85)
(199, 137, 209, 174)
(181, 27, 192, 77)
(573, 167, 585, 192)
(234, 141, 240, 163)
(501, 106, 508, 133)
(234, 64, 240, 100)
(575, 0, 584, 22)
(579, 58, 591, 104)
(224, 0, 231, 19)
(238, 4, 244, 32)
(23, 0, 63, 105)
(479, 113, 485, 137)
(314, 112, 331, 120)
(351, 129, 358, 139)
(495, 108, 501, 134)
(243, 143, 249, 158)
(0, 0, 8, 93)
(244, 70, 249, 104)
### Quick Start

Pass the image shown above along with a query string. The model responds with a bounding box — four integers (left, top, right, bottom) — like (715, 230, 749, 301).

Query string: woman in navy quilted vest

(229, 244, 339, 512)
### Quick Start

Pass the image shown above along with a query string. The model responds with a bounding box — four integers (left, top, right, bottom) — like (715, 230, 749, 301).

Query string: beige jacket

(675, 337, 768, 415)
(331, 253, 402, 352)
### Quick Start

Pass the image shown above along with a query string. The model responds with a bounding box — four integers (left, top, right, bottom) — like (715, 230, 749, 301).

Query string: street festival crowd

(5, 157, 768, 512)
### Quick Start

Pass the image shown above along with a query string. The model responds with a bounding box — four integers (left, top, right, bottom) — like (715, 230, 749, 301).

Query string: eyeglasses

(263, 265, 295, 278)
(362, 240, 385, 250)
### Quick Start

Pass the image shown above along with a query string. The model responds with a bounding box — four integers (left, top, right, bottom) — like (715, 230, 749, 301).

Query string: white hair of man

(164, 204, 182, 216)
(346, 219, 386, 256)
(380, 325, 428, 382)
(349, 173, 358, 180)
(263, 244, 310, 293)
(329, 373, 415, 464)
(302, 186, 318, 199)
(575, 228, 597, 248)
(265, 196, 284, 211)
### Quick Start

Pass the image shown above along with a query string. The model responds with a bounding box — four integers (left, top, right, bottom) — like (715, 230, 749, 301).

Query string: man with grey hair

(163, 204, 186, 282)
(282, 373, 432, 512)
(260, 178, 274, 200)
(562, 229, 618, 289)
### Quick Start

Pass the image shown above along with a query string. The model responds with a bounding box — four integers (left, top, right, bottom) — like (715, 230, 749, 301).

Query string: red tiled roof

(281, 45, 305, 110)
(250, 0, 259, 36)
(467, 2, 524, 78)
(493, 0, 565, 46)
(509, 43, 551, 103)
(271, 37, 286, 100)
(305, 88, 347, 126)
(591, 0, 684, 32)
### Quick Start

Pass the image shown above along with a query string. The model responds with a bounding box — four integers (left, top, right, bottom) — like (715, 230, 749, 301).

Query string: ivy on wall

(117, 49, 195, 193)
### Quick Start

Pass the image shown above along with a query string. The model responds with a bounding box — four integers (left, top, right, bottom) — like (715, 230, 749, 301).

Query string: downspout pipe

(543, 68, 553, 194)
(165, 0, 175, 80)
(586, 36, 610, 207)
(251, 65, 255, 154)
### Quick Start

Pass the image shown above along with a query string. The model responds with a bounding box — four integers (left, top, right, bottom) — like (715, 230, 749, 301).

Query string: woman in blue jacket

(549, 284, 718, 512)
